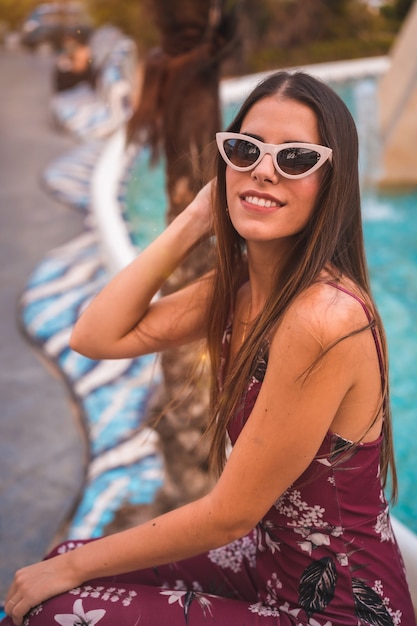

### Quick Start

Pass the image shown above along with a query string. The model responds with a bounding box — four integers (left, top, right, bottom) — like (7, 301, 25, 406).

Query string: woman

(4, 71, 415, 625)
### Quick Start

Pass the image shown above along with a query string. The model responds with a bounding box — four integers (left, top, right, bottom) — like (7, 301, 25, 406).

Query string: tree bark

(106, 0, 238, 532)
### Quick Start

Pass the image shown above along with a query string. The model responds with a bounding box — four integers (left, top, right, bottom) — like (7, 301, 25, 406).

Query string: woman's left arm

(5, 290, 364, 624)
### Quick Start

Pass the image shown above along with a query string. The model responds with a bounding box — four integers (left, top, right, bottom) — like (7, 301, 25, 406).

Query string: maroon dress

(3, 285, 415, 625)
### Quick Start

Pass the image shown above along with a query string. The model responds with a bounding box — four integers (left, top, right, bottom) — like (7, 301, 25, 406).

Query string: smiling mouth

(243, 195, 283, 208)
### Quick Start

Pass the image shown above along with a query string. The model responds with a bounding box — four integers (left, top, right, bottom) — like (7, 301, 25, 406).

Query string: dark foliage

(353, 578, 395, 626)
(299, 557, 337, 618)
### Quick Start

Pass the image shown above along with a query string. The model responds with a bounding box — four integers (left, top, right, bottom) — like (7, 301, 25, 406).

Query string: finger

(5, 599, 18, 625)
(6, 598, 27, 626)
(5, 598, 17, 613)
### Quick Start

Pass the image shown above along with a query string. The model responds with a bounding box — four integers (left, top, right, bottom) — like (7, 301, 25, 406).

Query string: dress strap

(326, 281, 386, 397)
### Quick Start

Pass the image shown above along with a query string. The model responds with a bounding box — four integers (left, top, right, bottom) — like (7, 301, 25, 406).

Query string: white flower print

(69, 586, 137, 607)
(293, 524, 344, 556)
(307, 533, 330, 546)
(54, 599, 105, 626)
(275, 489, 327, 529)
(208, 534, 256, 572)
(57, 542, 85, 554)
(249, 573, 283, 616)
(168, 579, 203, 593)
(256, 520, 281, 554)
(316, 458, 332, 467)
(160, 589, 187, 607)
(121, 592, 138, 608)
(372, 580, 402, 625)
(336, 552, 349, 566)
(294, 525, 342, 540)
(250, 590, 336, 622)
(265, 572, 283, 605)
(298, 532, 330, 556)
(196, 595, 213, 615)
(88, 587, 104, 599)
(100, 587, 116, 601)
(373, 579, 383, 595)
(374, 502, 395, 542)
(264, 529, 281, 553)
(389, 609, 403, 625)
(23, 604, 43, 626)
(159, 588, 214, 621)
(248, 601, 281, 617)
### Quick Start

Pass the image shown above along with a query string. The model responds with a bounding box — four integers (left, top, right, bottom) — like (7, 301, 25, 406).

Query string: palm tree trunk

(106, 0, 238, 531)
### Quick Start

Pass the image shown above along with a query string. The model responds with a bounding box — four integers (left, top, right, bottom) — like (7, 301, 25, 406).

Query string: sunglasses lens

(223, 138, 260, 169)
(277, 148, 321, 175)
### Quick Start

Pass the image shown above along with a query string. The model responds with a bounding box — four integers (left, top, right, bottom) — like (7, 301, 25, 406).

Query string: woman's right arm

(70, 182, 215, 360)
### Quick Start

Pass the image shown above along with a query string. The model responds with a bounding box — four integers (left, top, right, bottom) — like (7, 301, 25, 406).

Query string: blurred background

(1, 0, 413, 73)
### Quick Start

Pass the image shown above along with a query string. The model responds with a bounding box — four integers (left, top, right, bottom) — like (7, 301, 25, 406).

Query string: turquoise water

(126, 78, 417, 532)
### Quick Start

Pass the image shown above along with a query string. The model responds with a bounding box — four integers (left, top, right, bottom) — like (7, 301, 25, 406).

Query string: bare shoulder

(264, 280, 383, 444)
(284, 280, 373, 348)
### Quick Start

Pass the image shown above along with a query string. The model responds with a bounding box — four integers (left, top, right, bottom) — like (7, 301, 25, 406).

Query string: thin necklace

(241, 299, 252, 346)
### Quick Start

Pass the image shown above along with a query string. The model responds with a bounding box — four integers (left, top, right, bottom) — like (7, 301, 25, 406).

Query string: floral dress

(2, 285, 415, 626)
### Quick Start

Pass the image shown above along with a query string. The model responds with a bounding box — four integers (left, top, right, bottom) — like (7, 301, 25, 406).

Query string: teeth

(244, 195, 279, 208)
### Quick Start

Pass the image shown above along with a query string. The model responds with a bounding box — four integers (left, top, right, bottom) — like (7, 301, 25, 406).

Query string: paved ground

(0, 48, 86, 600)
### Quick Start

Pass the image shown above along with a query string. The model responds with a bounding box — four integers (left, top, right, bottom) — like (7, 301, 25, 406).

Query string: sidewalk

(0, 48, 86, 600)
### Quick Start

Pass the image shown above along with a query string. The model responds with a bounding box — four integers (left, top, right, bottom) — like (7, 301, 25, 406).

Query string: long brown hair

(205, 70, 397, 499)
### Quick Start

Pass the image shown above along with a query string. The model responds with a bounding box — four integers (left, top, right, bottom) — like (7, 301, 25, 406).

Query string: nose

(250, 153, 279, 184)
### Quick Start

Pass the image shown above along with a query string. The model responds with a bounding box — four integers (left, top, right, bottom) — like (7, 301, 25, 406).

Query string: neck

(246, 240, 290, 315)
